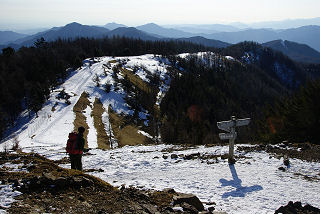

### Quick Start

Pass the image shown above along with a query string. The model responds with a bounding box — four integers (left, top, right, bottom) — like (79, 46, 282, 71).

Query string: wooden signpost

(217, 116, 250, 164)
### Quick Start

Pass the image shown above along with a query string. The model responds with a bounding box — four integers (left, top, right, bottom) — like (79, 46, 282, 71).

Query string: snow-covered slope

(1, 54, 170, 150)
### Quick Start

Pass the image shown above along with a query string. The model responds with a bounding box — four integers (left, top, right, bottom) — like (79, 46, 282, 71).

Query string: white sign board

(235, 118, 251, 127)
(217, 121, 234, 132)
(217, 116, 251, 164)
(219, 132, 237, 140)
(217, 118, 250, 131)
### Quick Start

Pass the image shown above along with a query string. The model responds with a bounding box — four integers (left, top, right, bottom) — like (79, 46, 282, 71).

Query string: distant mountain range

(243, 17, 320, 29)
(136, 23, 194, 38)
(104, 22, 127, 30)
(0, 31, 27, 44)
(0, 22, 320, 63)
(202, 25, 320, 52)
(163, 24, 240, 34)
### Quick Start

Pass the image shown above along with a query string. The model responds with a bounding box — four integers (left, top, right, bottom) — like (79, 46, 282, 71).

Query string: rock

(205, 201, 216, 206)
(208, 206, 215, 212)
(26, 164, 36, 171)
(184, 154, 193, 160)
(293, 201, 302, 208)
(304, 204, 320, 212)
(43, 172, 57, 181)
(163, 155, 168, 159)
(55, 177, 68, 188)
(78, 195, 85, 202)
(163, 207, 174, 212)
(181, 202, 198, 214)
(71, 176, 92, 188)
(171, 154, 178, 159)
(163, 188, 176, 194)
(173, 193, 204, 211)
(278, 167, 286, 172)
(275, 201, 320, 214)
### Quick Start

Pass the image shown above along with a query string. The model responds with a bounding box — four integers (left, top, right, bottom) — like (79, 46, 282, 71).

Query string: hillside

(5, 23, 110, 48)
(136, 23, 194, 38)
(0, 31, 27, 44)
(205, 25, 320, 52)
(175, 36, 230, 48)
(263, 39, 320, 63)
(221, 42, 311, 89)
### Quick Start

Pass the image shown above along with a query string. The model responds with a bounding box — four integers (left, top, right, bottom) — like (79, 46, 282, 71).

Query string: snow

(8, 143, 318, 214)
(0, 53, 319, 213)
(137, 130, 153, 139)
(0, 184, 22, 213)
(1, 54, 170, 151)
(225, 56, 235, 61)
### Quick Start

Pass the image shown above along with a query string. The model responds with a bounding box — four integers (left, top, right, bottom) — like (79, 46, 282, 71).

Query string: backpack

(66, 132, 82, 154)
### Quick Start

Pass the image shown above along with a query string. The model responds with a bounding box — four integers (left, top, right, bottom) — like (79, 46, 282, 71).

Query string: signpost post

(217, 116, 250, 164)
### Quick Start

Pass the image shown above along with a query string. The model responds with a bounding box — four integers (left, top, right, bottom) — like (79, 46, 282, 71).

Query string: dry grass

(108, 59, 117, 64)
(119, 67, 152, 94)
(108, 106, 147, 147)
(91, 98, 110, 150)
(73, 92, 90, 148)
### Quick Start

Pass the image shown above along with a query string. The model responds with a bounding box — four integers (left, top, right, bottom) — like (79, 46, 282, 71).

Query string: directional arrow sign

(217, 120, 234, 132)
(235, 118, 251, 127)
(219, 132, 237, 140)
(217, 118, 250, 131)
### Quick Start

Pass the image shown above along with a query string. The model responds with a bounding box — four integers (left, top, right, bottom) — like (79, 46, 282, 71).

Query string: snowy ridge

(1, 54, 170, 151)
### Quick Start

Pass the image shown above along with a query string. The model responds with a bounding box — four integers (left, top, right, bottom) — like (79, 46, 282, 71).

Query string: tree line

(0, 36, 211, 139)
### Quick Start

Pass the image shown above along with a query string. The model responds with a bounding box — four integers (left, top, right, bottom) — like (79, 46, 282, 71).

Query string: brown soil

(73, 92, 90, 148)
(108, 106, 148, 147)
(91, 98, 110, 149)
(0, 152, 185, 214)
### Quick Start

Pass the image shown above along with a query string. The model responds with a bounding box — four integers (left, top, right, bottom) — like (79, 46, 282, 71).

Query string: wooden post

(217, 116, 250, 165)
(228, 116, 236, 164)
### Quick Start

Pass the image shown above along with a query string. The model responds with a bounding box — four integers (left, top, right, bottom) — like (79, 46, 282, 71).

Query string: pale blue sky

(0, 0, 319, 29)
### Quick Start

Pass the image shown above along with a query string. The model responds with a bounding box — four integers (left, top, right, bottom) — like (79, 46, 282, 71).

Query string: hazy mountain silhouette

(263, 40, 320, 63)
(249, 17, 320, 29)
(9, 22, 110, 47)
(0, 31, 28, 44)
(106, 27, 158, 40)
(104, 22, 127, 30)
(206, 25, 320, 51)
(136, 23, 194, 38)
(175, 36, 230, 48)
(164, 24, 240, 34)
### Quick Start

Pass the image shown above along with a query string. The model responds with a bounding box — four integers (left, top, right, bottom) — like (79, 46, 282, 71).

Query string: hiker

(66, 127, 85, 171)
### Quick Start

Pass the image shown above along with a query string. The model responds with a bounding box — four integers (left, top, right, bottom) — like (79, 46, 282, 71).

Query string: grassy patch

(108, 59, 117, 64)
(73, 92, 90, 148)
(91, 98, 110, 150)
(108, 106, 147, 147)
(120, 67, 152, 94)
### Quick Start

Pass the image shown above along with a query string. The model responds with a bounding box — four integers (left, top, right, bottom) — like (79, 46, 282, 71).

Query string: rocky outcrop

(173, 193, 205, 211)
(275, 201, 320, 214)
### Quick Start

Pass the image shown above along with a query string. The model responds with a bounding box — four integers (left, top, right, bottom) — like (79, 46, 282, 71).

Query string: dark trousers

(69, 154, 82, 171)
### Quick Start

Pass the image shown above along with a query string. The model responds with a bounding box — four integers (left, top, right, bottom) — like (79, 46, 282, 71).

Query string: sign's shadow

(219, 164, 263, 198)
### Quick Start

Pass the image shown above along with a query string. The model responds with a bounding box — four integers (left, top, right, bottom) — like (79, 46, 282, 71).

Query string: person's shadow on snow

(219, 164, 263, 198)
